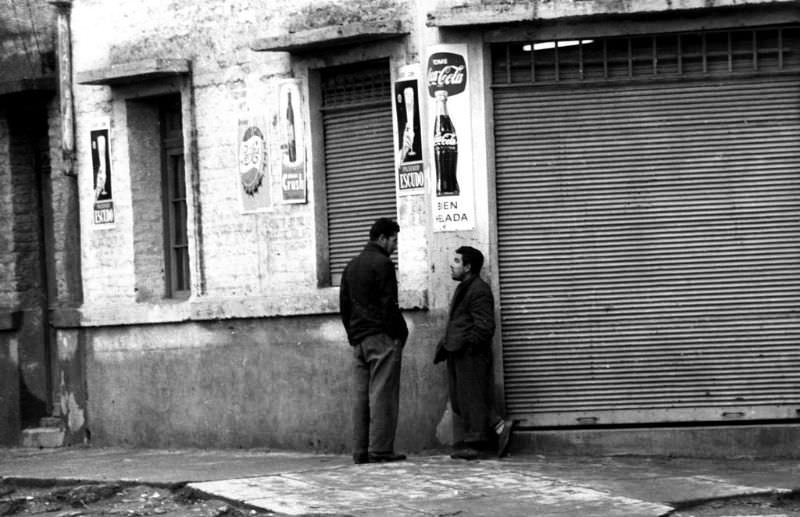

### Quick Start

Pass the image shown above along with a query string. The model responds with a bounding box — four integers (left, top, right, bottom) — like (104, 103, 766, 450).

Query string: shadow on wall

(20, 365, 47, 429)
(0, 347, 19, 444)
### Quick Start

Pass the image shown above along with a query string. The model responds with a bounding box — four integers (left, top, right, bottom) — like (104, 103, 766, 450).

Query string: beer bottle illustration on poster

(427, 46, 474, 231)
(285, 90, 297, 164)
(279, 80, 307, 204)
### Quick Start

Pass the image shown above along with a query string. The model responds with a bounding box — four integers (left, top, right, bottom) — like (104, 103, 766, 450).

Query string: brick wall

(0, 111, 15, 310)
(67, 0, 439, 450)
(128, 99, 167, 301)
(0, 87, 65, 442)
(46, 95, 82, 307)
(3, 98, 52, 427)
(8, 107, 43, 310)
(71, 0, 428, 316)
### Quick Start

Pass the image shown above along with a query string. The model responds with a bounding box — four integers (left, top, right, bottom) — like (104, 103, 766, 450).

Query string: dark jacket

(435, 274, 495, 363)
(340, 242, 408, 346)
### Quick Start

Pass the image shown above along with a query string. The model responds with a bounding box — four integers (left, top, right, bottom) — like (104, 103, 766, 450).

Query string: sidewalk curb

(666, 487, 799, 511)
(0, 476, 184, 490)
(182, 485, 295, 516)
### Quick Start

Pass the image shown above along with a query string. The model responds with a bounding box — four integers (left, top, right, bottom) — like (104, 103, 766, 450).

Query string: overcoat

(435, 274, 497, 441)
(434, 274, 495, 361)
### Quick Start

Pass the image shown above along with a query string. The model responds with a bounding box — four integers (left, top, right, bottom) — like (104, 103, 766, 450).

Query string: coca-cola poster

(427, 45, 475, 231)
(279, 80, 307, 204)
(238, 115, 271, 213)
(394, 78, 423, 194)
(90, 121, 114, 227)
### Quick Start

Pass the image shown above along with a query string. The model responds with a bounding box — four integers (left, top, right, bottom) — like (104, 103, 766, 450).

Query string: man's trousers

(352, 333, 403, 455)
(447, 350, 493, 444)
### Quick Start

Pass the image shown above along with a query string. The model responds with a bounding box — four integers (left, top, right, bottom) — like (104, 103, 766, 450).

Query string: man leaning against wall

(434, 246, 514, 460)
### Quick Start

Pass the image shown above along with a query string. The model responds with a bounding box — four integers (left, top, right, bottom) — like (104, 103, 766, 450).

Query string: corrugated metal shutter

(322, 61, 396, 286)
(494, 70, 800, 425)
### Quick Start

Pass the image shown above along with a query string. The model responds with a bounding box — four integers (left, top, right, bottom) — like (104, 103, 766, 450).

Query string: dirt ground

(0, 481, 277, 516)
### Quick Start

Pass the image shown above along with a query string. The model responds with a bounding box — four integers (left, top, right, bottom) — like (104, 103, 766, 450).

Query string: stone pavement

(1, 446, 798, 516)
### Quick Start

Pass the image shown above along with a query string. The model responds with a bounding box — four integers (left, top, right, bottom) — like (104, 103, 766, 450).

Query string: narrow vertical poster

(238, 116, 270, 212)
(427, 44, 475, 231)
(279, 80, 307, 204)
(394, 77, 423, 194)
(91, 124, 114, 226)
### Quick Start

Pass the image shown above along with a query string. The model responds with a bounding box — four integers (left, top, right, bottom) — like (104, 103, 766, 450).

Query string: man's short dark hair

(369, 217, 400, 240)
(456, 246, 484, 274)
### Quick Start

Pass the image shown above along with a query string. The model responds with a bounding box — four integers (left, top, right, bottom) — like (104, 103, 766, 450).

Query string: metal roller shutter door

(322, 62, 396, 285)
(494, 76, 800, 427)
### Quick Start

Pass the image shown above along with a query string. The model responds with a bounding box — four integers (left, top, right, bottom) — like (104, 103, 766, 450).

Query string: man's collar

(458, 273, 477, 286)
(365, 241, 389, 256)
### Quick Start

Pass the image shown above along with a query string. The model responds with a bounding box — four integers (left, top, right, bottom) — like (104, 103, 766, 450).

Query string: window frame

(159, 96, 191, 299)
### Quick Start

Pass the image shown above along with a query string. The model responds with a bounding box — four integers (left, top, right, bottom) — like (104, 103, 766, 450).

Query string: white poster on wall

(238, 114, 271, 213)
(278, 80, 307, 204)
(90, 120, 114, 227)
(427, 44, 475, 231)
(394, 75, 424, 195)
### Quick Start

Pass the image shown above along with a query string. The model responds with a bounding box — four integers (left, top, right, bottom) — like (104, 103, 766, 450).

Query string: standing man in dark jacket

(340, 218, 408, 464)
(434, 246, 513, 459)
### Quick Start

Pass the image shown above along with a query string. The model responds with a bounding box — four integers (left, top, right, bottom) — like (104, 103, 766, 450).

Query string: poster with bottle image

(393, 78, 423, 194)
(91, 122, 114, 226)
(427, 44, 475, 231)
(279, 80, 307, 204)
(238, 115, 270, 213)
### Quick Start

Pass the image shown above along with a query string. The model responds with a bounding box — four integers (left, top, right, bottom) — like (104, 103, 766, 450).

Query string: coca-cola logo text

(434, 133, 457, 147)
(427, 52, 467, 97)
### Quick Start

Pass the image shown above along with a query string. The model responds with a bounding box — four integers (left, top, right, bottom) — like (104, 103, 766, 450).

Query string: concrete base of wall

(512, 424, 800, 459)
(21, 427, 65, 448)
(85, 312, 449, 452)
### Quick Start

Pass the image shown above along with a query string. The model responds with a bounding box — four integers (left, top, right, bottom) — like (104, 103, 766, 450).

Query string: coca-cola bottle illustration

(285, 91, 297, 163)
(433, 90, 459, 196)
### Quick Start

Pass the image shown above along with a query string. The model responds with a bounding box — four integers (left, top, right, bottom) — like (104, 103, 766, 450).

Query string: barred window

(492, 26, 800, 86)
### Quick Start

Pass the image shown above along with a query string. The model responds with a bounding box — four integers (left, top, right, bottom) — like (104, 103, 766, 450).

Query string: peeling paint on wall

(9, 336, 18, 365)
(436, 401, 455, 446)
(58, 332, 77, 361)
(59, 372, 86, 435)
(63, 392, 85, 433)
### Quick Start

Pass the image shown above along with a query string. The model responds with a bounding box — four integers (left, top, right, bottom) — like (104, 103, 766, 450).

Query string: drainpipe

(46, 0, 86, 446)
(51, 0, 76, 177)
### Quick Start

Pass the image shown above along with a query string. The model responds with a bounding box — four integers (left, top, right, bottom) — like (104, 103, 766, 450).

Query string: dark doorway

(7, 93, 54, 428)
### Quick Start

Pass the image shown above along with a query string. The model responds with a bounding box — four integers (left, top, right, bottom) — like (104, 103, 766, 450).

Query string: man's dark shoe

(497, 419, 514, 458)
(368, 452, 406, 463)
(450, 447, 479, 460)
(353, 452, 370, 464)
